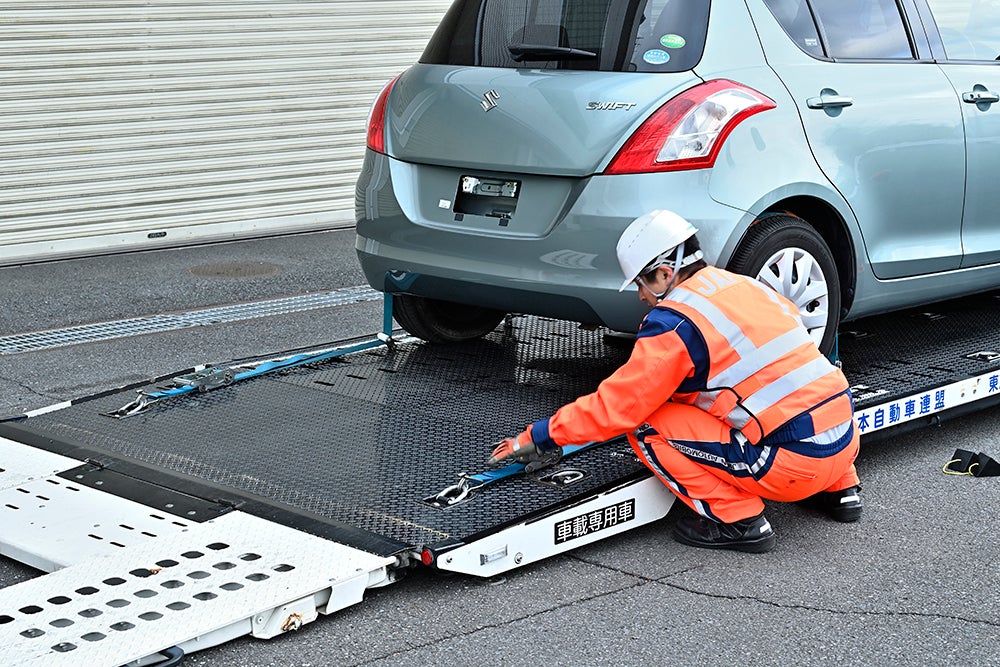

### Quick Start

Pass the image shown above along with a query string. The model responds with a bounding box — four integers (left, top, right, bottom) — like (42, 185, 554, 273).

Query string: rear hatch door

(387, 66, 701, 177)
(385, 0, 710, 177)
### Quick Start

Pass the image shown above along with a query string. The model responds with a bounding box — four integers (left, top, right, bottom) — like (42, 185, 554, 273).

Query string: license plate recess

(455, 175, 520, 222)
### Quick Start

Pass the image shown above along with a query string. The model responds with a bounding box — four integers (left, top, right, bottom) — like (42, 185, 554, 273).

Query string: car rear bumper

(355, 151, 743, 332)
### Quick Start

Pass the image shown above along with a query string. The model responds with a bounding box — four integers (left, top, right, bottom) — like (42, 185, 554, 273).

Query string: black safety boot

(822, 486, 862, 522)
(672, 513, 775, 553)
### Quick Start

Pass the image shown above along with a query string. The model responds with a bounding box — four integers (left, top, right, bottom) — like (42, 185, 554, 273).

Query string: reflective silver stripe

(639, 443, 683, 496)
(802, 419, 853, 445)
(640, 441, 718, 518)
(692, 499, 711, 519)
(667, 437, 772, 477)
(713, 327, 813, 389)
(693, 389, 725, 414)
(742, 356, 840, 417)
(669, 271, 832, 429)
(749, 444, 773, 475)
(709, 443, 771, 476)
(670, 279, 811, 388)
(670, 284, 747, 352)
(722, 403, 752, 430)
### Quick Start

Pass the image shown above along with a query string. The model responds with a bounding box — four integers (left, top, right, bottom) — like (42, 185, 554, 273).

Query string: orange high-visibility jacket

(530, 266, 850, 451)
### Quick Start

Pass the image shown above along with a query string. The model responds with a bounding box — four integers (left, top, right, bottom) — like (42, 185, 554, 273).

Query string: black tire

(727, 215, 841, 356)
(392, 294, 505, 343)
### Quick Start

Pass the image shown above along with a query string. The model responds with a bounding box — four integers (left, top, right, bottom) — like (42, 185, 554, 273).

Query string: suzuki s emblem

(481, 89, 501, 112)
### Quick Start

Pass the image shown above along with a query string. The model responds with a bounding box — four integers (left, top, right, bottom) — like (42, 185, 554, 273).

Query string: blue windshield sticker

(642, 49, 671, 65)
(660, 34, 686, 49)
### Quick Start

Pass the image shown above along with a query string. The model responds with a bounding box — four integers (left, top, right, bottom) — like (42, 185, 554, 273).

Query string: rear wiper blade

(508, 43, 597, 62)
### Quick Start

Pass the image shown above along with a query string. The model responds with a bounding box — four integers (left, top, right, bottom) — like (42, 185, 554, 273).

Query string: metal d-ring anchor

(434, 472, 476, 506)
(549, 469, 585, 485)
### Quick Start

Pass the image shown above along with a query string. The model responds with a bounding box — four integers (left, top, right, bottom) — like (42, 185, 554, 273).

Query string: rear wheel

(727, 215, 840, 356)
(392, 294, 505, 343)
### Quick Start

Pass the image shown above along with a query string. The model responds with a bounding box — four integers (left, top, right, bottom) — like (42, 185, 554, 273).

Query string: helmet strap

(657, 240, 686, 298)
(635, 274, 667, 300)
(638, 240, 702, 301)
(636, 241, 683, 300)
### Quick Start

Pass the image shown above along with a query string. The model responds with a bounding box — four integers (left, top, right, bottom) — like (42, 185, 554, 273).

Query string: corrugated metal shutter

(0, 0, 451, 265)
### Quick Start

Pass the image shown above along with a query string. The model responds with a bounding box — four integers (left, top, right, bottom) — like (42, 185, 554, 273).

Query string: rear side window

(810, 0, 913, 59)
(763, 0, 824, 57)
(925, 0, 1000, 61)
(421, 0, 709, 72)
(765, 0, 914, 59)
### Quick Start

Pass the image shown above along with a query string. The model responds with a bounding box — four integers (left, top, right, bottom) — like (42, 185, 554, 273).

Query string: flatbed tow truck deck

(1, 292, 998, 665)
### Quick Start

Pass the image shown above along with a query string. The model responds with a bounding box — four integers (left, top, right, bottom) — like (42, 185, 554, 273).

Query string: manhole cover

(189, 262, 282, 278)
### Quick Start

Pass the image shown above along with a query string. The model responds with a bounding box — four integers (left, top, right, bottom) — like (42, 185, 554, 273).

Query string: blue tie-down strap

(466, 443, 596, 485)
(424, 439, 628, 508)
(105, 339, 386, 418)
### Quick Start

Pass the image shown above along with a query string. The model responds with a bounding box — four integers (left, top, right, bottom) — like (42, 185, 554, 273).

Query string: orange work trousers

(629, 402, 860, 524)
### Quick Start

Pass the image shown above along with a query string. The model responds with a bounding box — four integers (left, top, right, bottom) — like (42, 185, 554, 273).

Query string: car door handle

(806, 93, 854, 109)
(962, 90, 1000, 104)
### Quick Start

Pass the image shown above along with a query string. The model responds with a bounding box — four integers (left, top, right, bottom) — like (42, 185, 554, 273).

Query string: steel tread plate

(838, 292, 1000, 409)
(1, 317, 646, 552)
(0, 511, 393, 667)
(2, 295, 998, 553)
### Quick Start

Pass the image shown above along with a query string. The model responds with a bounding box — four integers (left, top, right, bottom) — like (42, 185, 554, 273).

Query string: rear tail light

(366, 74, 401, 155)
(604, 79, 776, 174)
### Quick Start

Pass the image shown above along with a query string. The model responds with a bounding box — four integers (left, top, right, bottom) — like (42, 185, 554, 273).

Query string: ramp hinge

(83, 457, 107, 470)
(213, 497, 243, 510)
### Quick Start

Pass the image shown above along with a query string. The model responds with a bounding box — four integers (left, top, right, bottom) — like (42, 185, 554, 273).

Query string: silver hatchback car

(355, 0, 1000, 354)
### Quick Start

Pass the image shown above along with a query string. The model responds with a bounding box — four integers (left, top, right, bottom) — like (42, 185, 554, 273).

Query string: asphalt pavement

(1, 230, 998, 666)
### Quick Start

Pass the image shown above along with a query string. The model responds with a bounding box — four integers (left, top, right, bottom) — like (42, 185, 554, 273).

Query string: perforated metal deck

(0, 508, 393, 666)
(0, 435, 397, 666)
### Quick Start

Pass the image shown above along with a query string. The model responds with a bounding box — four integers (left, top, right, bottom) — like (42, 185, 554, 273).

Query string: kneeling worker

(490, 210, 861, 553)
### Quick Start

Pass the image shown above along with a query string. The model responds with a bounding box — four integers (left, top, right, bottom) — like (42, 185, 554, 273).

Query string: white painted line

(0, 286, 381, 355)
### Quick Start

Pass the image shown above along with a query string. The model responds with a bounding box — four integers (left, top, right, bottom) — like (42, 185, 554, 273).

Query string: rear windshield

(421, 0, 710, 72)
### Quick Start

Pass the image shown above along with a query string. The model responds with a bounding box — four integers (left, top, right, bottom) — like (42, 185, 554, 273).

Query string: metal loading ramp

(0, 437, 395, 667)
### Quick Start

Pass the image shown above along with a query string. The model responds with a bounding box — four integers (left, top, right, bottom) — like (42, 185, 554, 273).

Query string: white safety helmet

(616, 210, 700, 292)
